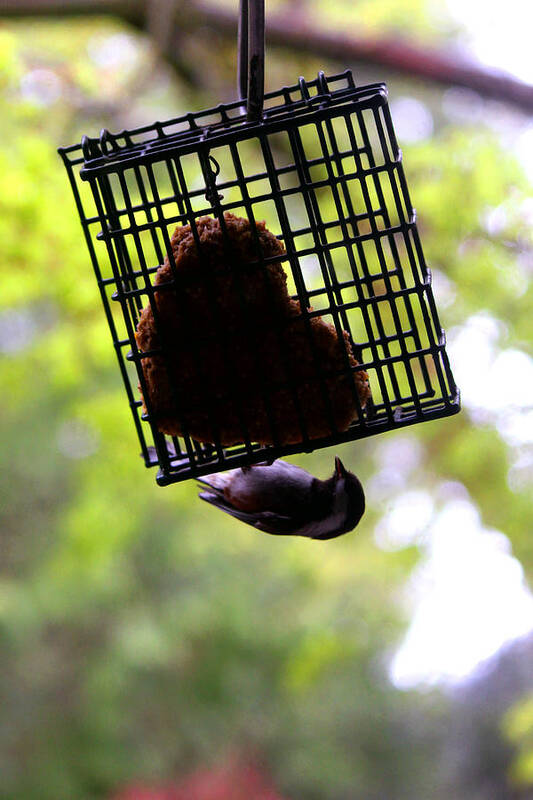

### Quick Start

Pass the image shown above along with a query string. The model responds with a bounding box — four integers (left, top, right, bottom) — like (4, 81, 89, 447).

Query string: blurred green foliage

(504, 692, 533, 787)
(1, 6, 533, 800)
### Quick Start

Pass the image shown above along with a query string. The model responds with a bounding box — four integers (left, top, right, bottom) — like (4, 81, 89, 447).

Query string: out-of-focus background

(1, 1, 533, 798)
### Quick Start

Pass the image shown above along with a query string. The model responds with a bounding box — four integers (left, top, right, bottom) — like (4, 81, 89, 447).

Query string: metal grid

(59, 70, 459, 486)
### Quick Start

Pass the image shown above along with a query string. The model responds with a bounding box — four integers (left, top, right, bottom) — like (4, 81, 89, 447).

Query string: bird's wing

(198, 491, 296, 535)
(223, 463, 315, 516)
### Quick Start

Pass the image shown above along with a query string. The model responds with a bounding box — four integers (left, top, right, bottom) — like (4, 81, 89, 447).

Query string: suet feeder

(58, 0, 459, 486)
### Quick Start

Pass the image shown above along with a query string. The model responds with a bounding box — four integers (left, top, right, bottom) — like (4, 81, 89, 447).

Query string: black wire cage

(58, 9, 459, 486)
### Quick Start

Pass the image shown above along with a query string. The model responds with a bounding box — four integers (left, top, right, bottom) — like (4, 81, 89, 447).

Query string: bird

(197, 456, 365, 540)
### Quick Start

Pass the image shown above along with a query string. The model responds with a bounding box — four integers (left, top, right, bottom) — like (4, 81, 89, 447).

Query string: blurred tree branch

(3, 0, 533, 112)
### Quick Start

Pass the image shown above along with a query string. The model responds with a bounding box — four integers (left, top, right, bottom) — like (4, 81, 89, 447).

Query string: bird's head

(330, 456, 366, 534)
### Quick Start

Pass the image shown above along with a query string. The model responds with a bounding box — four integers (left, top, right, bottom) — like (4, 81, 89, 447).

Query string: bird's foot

(241, 457, 278, 474)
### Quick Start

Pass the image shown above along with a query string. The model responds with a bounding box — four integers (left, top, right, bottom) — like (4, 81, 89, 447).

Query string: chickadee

(197, 457, 365, 540)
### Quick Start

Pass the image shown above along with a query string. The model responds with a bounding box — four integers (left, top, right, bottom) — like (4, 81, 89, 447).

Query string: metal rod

(237, 0, 249, 102)
(238, 0, 265, 121)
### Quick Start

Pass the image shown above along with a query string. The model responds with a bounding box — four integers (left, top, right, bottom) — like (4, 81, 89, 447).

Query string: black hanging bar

(238, 0, 265, 122)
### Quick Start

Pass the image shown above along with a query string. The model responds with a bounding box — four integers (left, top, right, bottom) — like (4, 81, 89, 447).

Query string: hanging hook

(200, 146, 224, 206)
(238, 0, 265, 122)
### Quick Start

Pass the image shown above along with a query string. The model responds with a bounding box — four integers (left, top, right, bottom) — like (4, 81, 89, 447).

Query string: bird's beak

(335, 456, 347, 479)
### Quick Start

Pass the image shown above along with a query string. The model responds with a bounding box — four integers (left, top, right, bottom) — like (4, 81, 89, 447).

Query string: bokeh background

(2, 1, 533, 798)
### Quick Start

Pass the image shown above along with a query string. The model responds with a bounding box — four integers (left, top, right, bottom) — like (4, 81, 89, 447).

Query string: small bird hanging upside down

(198, 457, 365, 540)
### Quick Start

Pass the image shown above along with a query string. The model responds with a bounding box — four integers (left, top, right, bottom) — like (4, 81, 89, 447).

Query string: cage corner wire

(58, 0, 460, 487)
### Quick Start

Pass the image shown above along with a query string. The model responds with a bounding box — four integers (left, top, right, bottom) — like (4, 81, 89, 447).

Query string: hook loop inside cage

(200, 150, 224, 205)
(238, 0, 265, 122)
(208, 154, 221, 178)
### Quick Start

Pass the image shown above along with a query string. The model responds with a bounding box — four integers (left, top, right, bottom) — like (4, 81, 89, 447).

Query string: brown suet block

(135, 213, 370, 445)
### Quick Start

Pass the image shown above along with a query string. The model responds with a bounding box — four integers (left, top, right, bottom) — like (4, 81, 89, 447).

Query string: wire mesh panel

(59, 70, 459, 486)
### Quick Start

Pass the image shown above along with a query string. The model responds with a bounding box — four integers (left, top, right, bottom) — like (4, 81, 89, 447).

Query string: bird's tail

(196, 470, 237, 495)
